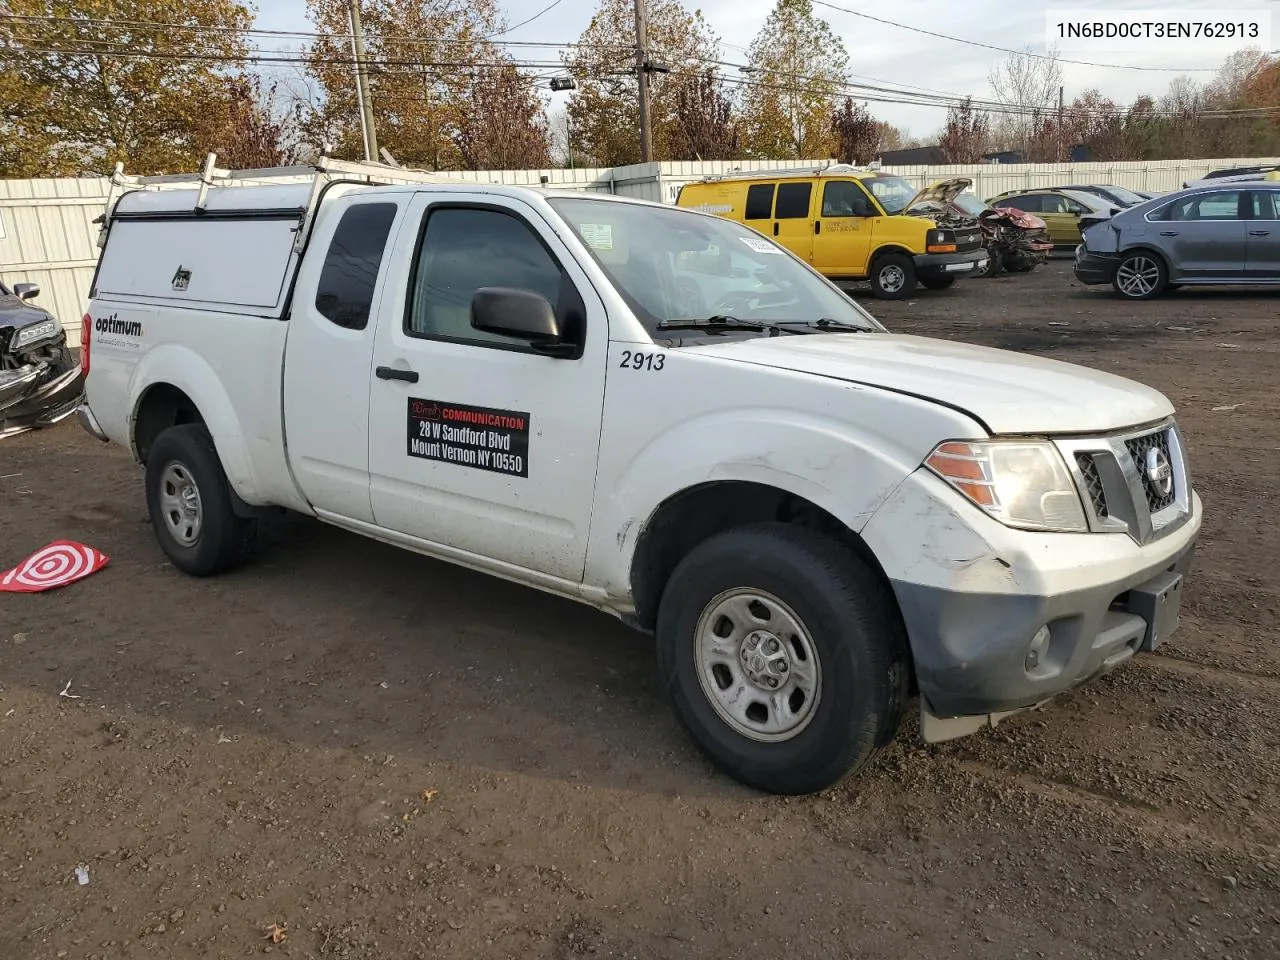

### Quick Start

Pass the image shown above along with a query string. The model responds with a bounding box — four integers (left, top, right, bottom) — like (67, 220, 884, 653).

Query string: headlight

(925, 440, 1087, 533)
(926, 227, 956, 253)
(12, 317, 61, 349)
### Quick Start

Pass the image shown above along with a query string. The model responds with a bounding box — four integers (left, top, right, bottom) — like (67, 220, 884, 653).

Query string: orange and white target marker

(0, 541, 109, 593)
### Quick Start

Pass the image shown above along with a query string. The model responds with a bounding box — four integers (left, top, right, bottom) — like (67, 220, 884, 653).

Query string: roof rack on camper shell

(97, 151, 470, 252)
(690, 161, 884, 184)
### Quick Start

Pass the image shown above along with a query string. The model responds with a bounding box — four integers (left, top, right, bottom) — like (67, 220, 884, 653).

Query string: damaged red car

(906, 180, 1054, 276)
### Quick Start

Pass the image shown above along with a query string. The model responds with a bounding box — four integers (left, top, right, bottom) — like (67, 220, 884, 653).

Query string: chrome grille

(1057, 421, 1190, 545)
(1125, 430, 1176, 513)
(1075, 453, 1108, 517)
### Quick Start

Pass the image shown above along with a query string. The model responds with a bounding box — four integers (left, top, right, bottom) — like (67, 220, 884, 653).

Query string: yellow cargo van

(674, 165, 988, 299)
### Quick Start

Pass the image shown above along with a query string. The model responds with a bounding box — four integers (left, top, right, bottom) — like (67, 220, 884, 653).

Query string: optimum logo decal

(94, 313, 143, 337)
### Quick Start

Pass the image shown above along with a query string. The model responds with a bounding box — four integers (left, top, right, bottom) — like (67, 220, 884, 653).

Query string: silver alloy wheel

(1115, 256, 1160, 297)
(694, 587, 822, 742)
(158, 461, 203, 546)
(878, 263, 906, 293)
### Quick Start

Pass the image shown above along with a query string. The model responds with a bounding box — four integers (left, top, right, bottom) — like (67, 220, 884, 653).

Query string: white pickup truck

(76, 158, 1201, 795)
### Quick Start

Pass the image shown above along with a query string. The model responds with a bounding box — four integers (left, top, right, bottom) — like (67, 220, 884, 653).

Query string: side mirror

(471, 287, 572, 356)
(13, 282, 39, 301)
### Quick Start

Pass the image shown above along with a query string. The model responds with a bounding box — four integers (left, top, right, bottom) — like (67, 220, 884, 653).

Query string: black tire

(655, 522, 911, 795)
(145, 423, 256, 577)
(920, 276, 956, 290)
(868, 253, 917, 299)
(1111, 250, 1168, 300)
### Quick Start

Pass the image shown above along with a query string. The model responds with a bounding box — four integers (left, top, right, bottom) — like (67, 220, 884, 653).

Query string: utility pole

(634, 0, 653, 163)
(1056, 85, 1064, 163)
(349, 0, 379, 161)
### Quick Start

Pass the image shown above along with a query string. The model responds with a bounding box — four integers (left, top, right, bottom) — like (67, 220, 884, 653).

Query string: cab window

(821, 181, 875, 217)
(405, 206, 572, 349)
(774, 182, 813, 219)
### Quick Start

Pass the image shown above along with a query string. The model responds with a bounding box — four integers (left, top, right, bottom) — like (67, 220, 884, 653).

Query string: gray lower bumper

(895, 536, 1197, 732)
(76, 402, 109, 442)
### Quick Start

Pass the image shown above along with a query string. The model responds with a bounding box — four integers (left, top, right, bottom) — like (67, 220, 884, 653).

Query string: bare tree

(988, 45, 1063, 156)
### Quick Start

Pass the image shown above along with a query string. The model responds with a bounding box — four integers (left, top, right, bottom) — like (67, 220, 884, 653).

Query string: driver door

(365, 193, 609, 582)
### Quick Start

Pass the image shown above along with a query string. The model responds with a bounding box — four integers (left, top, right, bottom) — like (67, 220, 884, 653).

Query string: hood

(985, 207, 1047, 231)
(0, 292, 53, 333)
(691, 332, 1174, 435)
(905, 178, 972, 214)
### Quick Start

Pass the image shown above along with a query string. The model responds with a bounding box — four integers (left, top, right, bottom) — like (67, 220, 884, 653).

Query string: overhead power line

(490, 0, 569, 38)
(810, 0, 1222, 73)
(0, 12, 629, 52)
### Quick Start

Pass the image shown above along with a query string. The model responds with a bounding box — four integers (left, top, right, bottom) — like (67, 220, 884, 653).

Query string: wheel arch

(627, 480, 910, 679)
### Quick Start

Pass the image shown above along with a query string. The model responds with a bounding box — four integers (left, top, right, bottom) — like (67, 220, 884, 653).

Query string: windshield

(951, 192, 988, 217)
(546, 197, 883, 338)
(1099, 185, 1148, 206)
(860, 175, 917, 214)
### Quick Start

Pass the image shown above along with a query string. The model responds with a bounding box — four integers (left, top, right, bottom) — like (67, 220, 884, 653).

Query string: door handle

(773, 222, 779, 236)
(814, 220, 821, 234)
(1250, 229, 1271, 236)
(375, 365, 419, 383)
(1159, 231, 1179, 236)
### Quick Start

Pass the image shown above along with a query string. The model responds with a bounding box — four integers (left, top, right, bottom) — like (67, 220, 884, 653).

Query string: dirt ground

(2, 257, 1279, 960)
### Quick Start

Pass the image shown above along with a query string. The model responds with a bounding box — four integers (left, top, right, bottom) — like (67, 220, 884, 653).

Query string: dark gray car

(1073, 182, 1280, 300)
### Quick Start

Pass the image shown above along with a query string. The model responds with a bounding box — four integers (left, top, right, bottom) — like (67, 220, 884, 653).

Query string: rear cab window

(314, 202, 399, 330)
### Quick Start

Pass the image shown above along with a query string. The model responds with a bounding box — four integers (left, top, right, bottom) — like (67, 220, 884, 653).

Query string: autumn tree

(830, 97, 886, 164)
(671, 68, 741, 160)
(303, 0, 549, 170)
(562, 0, 721, 166)
(741, 0, 848, 159)
(194, 75, 307, 169)
(938, 98, 990, 163)
(0, 0, 259, 176)
(453, 64, 553, 169)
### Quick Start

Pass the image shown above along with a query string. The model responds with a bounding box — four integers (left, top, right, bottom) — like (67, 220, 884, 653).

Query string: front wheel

(145, 423, 256, 576)
(655, 523, 911, 795)
(1112, 251, 1167, 300)
(869, 253, 917, 299)
(920, 276, 956, 290)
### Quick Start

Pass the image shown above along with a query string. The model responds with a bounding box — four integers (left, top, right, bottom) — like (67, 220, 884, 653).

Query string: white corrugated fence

(3, 156, 1277, 347)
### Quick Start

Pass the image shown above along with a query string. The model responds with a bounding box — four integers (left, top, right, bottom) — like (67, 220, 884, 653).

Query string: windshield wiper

(655, 315, 795, 336)
(807, 318, 867, 332)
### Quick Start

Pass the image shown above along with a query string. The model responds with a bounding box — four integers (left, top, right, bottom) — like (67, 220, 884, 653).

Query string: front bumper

(1073, 246, 1121, 285)
(913, 249, 988, 279)
(860, 467, 1203, 734)
(0, 353, 84, 436)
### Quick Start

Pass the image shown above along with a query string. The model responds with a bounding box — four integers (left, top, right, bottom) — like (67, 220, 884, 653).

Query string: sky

(250, 0, 1277, 138)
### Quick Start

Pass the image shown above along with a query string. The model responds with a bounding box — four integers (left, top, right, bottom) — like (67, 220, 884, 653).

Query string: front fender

(127, 344, 260, 503)
(585, 401, 984, 605)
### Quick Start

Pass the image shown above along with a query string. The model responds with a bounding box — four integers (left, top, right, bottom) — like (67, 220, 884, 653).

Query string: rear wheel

(1112, 251, 1167, 300)
(869, 253, 916, 299)
(145, 423, 256, 576)
(655, 523, 911, 795)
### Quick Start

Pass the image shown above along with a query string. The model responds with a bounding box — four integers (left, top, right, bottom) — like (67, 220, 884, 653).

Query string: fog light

(1025, 625, 1051, 671)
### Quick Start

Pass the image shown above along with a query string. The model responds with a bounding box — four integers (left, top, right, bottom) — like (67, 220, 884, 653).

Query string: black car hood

(0, 293, 52, 332)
